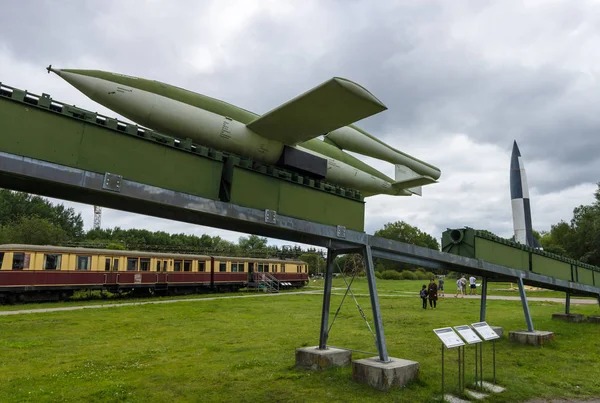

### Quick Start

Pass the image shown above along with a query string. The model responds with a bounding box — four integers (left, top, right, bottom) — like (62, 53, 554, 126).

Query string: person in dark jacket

(428, 278, 438, 309)
(420, 285, 428, 309)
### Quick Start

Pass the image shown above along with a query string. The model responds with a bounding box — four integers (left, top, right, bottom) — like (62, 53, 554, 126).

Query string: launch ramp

(442, 227, 600, 331)
(1, 81, 599, 369)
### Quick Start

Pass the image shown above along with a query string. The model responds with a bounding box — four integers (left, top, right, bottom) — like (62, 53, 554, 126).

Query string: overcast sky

(1, 0, 598, 248)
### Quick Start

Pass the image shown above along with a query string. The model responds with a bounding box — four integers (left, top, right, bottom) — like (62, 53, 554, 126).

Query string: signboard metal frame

(434, 327, 465, 397)
(471, 322, 499, 386)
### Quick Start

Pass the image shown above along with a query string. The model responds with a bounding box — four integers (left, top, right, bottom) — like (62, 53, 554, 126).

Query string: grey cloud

(2, 0, 599, 242)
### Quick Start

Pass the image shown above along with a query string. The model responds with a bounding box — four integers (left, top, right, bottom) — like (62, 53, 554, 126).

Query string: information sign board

(471, 322, 500, 341)
(433, 327, 465, 348)
(454, 325, 482, 344)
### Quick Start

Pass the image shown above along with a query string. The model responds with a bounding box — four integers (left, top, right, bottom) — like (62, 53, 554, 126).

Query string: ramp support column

(517, 277, 535, 332)
(565, 292, 571, 314)
(363, 245, 390, 362)
(318, 248, 336, 349)
(479, 277, 488, 321)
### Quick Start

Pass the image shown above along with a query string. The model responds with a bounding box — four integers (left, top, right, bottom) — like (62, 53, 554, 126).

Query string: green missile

(48, 66, 441, 197)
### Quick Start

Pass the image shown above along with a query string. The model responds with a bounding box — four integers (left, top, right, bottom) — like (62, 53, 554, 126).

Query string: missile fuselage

(49, 68, 440, 197)
(510, 141, 538, 247)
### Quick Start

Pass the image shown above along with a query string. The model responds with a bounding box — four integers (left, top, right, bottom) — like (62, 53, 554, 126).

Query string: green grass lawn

(1, 278, 599, 402)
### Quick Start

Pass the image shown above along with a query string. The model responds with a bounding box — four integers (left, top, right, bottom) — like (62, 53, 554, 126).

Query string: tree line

(0, 189, 314, 259)
(537, 183, 600, 266)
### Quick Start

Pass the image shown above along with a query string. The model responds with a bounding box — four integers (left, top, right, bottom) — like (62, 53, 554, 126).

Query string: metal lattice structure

(93, 205, 102, 230)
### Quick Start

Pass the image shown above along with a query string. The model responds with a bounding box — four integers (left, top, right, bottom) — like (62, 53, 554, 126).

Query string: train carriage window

(77, 255, 91, 270)
(113, 259, 119, 271)
(44, 254, 62, 270)
(127, 258, 138, 271)
(257, 263, 268, 272)
(183, 260, 192, 272)
(0, 252, 4, 269)
(198, 261, 205, 272)
(12, 253, 25, 270)
(174, 260, 182, 272)
(140, 258, 150, 272)
(105, 258, 111, 271)
(231, 262, 239, 272)
(156, 261, 161, 272)
(238, 262, 244, 273)
(219, 262, 226, 272)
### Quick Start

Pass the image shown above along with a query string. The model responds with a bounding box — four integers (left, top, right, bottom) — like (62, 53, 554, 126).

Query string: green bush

(426, 272, 436, 280)
(374, 271, 382, 279)
(381, 270, 402, 280)
(400, 270, 418, 280)
(416, 271, 430, 280)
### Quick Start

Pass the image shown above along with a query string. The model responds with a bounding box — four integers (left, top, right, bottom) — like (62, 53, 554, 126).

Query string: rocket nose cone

(46, 65, 62, 76)
(512, 140, 521, 157)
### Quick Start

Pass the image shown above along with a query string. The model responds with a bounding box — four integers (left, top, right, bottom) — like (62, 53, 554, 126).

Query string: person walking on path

(460, 276, 467, 297)
(455, 275, 466, 298)
(428, 278, 438, 309)
(438, 277, 445, 297)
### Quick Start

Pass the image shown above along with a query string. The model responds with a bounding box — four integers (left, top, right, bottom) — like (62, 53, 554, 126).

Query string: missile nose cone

(46, 65, 62, 76)
(512, 140, 521, 158)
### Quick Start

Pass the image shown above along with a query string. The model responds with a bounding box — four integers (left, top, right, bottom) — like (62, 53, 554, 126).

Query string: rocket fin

(393, 176, 436, 189)
(392, 164, 436, 191)
(408, 186, 422, 196)
(246, 77, 387, 146)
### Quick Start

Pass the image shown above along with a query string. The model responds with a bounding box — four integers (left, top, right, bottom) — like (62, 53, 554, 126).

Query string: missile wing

(246, 77, 387, 145)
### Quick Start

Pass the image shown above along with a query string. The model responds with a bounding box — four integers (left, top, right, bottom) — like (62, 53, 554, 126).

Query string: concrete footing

(295, 346, 352, 370)
(587, 315, 600, 323)
(509, 330, 555, 345)
(445, 381, 505, 402)
(552, 313, 586, 322)
(490, 326, 504, 338)
(352, 356, 419, 391)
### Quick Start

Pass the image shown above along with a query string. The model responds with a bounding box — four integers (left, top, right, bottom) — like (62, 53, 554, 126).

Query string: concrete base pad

(352, 356, 419, 391)
(477, 381, 505, 393)
(552, 313, 586, 322)
(588, 315, 600, 323)
(295, 346, 352, 370)
(509, 330, 555, 345)
(444, 394, 470, 403)
(465, 389, 488, 400)
(490, 326, 504, 338)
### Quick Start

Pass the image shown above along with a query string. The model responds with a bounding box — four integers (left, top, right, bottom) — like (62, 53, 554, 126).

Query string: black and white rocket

(510, 141, 541, 248)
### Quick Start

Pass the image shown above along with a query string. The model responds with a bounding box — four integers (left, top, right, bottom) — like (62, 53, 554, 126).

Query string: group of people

(419, 278, 444, 309)
(455, 275, 478, 298)
(419, 274, 478, 309)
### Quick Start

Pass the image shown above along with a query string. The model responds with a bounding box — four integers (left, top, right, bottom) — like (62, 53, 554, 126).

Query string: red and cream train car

(0, 244, 308, 303)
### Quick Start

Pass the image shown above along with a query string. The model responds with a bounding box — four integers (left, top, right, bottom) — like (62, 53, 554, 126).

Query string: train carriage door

(248, 262, 254, 282)
(157, 260, 168, 283)
(104, 257, 119, 285)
